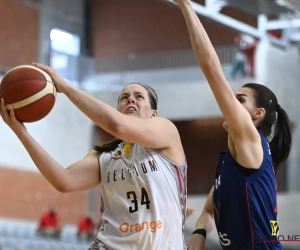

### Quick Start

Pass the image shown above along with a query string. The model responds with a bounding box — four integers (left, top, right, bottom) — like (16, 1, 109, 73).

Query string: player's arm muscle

(177, 1, 262, 168)
(195, 186, 215, 234)
(178, 1, 258, 140)
(15, 131, 100, 192)
(63, 150, 101, 192)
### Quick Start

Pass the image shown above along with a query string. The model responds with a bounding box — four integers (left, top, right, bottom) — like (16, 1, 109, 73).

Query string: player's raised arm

(173, 0, 257, 140)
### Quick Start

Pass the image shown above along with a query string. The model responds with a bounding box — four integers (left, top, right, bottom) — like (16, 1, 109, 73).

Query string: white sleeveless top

(96, 142, 187, 250)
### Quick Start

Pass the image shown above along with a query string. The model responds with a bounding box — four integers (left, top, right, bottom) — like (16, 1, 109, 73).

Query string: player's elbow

(54, 184, 68, 193)
(54, 180, 72, 193)
(200, 58, 221, 76)
(202, 207, 214, 220)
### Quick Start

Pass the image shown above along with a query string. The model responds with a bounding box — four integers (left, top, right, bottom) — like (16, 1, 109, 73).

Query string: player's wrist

(192, 228, 206, 238)
(14, 127, 29, 139)
(62, 82, 76, 96)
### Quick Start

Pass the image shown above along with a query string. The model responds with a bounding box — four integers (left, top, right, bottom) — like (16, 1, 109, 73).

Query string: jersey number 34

(127, 187, 151, 213)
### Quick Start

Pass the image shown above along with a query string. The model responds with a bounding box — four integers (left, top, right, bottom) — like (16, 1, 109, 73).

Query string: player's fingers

(0, 98, 8, 119)
(8, 105, 16, 120)
(32, 62, 43, 68)
(32, 62, 51, 72)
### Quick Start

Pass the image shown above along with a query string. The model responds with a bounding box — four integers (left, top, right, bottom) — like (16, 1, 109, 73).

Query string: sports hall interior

(1, 0, 300, 249)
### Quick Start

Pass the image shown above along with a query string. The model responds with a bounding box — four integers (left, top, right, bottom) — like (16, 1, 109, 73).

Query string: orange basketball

(0, 65, 56, 123)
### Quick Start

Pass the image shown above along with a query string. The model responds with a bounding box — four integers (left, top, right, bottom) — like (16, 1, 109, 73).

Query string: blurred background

(0, 0, 300, 249)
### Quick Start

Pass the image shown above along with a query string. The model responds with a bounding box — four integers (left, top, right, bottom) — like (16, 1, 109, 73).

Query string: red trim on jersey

(272, 166, 278, 213)
(184, 166, 187, 195)
(174, 164, 186, 231)
(213, 204, 220, 222)
(274, 182, 278, 213)
(174, 165, 183, 193)
(245, 182, 254, 250)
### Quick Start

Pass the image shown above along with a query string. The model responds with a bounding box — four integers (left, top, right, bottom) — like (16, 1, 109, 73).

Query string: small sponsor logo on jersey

(218, 232, 231, 246)
(214, 175, 221, 190)
(119, 220, 162, 233)
(270, 220, 279, 237)
(111, 150, 122, 160)
(267, 142, 271, 155)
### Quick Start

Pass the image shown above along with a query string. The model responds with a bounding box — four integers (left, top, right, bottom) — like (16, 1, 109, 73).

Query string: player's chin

(123, 112, 139, 117)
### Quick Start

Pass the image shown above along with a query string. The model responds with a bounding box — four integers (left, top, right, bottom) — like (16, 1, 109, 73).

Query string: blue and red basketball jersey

(213, 130, 282, 250)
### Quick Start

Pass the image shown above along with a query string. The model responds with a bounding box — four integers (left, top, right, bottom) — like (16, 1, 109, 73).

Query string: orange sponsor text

(119, 220, 162, 233)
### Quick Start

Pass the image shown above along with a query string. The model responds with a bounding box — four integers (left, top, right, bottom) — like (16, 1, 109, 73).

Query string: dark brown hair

(243, 83, 292, 172)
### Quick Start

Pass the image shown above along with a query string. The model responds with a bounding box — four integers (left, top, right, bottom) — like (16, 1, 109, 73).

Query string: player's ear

(151, 110, 157, 118)
(252, 108, 265, 121)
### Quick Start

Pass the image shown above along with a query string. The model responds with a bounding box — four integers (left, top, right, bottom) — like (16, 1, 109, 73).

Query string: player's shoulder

(84, 149, 100, 158)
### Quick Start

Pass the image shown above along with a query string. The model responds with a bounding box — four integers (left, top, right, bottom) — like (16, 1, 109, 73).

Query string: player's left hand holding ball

(32, 63, 70, 93)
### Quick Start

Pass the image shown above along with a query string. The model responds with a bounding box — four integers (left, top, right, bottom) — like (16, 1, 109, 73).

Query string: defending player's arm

(174, 0, 257, 137)
(194, 187, 215, 234)
(175, 0, 262, 168)
(186, 187, 214, 249)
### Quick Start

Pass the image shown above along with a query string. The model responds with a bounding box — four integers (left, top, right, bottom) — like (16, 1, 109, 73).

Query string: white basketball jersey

(96, 142, 187, 250)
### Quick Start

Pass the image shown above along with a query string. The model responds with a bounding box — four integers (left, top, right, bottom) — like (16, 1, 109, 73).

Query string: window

(50, 28, 81, 85)
(50, 28, 80, 56)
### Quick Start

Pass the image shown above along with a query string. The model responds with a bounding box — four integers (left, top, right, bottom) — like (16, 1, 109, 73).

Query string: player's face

(235, 87, 258, 115)
(117, 84, 156, 119)
(223, 87, 260, 130)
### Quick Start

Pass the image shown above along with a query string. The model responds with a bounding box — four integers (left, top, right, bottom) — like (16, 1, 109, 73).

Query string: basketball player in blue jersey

(0, 76, 188, 248)
(174, 0, 292, 249)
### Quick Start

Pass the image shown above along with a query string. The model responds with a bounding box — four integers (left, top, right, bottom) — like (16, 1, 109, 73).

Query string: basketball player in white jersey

(0, 63, 187, 250)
